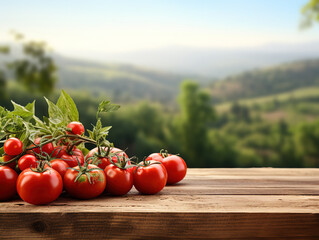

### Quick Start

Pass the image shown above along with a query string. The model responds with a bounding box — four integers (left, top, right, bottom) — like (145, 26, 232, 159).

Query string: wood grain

(1, 213, 319, 239)
(0, 168, 318, 239)
(1, 195, 319, 213)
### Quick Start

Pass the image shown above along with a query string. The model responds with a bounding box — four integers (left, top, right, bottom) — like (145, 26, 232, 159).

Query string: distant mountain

(208, 58, 319, 103)
(3, 41, 319, 104)
(0, 44, 209, 103)
(87, 41, 319, 77)
(55, 55, 198, 103)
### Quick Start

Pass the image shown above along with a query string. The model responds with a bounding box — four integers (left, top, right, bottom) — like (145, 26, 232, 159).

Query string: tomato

(67, 121, 85, 135)
(64, 164, 106, 199)
(60, 147, 84, 167)
(104, 164, 133, 195)
(147, 151, 187, 185)
(146, 150, 171, 162)
(18, 154, 37, 171)
(31, 138, 54, 157)
(25, 149, 35, 156)
(85, 147, 128, 169)
(161, 155, 187, 185)
(146, 153, 165, 162)
(17, 168, 63, 205)
(51, 146, 67, 158)
(0, 166, 18, 201)
(86, 155, 111, 169)
(3, 155, 17, 169)
(50, 159, 69, 178)
(4, 138, 23, 156)
(133, 161, 167, 195)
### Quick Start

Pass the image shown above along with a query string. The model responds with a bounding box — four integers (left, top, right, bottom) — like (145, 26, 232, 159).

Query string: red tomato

(31, 138, 54, 156)
(133, 161, 167, 195)
(104, 164, 133, 195)
(64, 164, 106, 199)
(18, 154, 37, 171)
(60, 147, 84, 167)
(17, 168, 63, 205)
(3, 155, 17, 169)
(67, 121, 85, 135)
(85, 147, 128, 169)
(161, 155, 187, 185)
(50, 159, 69, 178)
(4, 138, 23, 156)
(146, 150, 171, 162)
(86, 155, 111, 169)
(0, 166, 18, 201)
(51, 146, 67, 158)
(146, 153, 165, 162)
(25, 149, 35, 156)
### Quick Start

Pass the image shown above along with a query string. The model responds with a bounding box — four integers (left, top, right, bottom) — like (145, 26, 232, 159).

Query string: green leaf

(87, 129, 94, 139)
(97, 100, 120, 118)
(0, 106, 6, 117)
(44, 97, 64, 124)
(0, 132, 7, 141)
(43, 116, 51, 125)
(25, 101, 35, 115)
(96, 119, 102, 129)
(100, 126, 112, 135)
(57, 90, 79, 122)
(11, 101, 34, 120)
(78, 146, 90, 156)
(21, 121, 31, 148)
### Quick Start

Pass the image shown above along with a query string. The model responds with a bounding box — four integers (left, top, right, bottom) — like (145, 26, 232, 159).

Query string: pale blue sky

(0, 0, 317, 56)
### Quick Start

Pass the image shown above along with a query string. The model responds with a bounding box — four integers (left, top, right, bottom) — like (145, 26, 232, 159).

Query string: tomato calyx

(111, 155, 136, 170)
(96, 145, 112, 158)
(134, 157, 162, 173)
(64, 143, 76, 155)
(30, 160, 51, 173)
(69, 158, 102, 184)
(159, 149, 170, 158)
(87, 145, 117, 166)
(159, 149, 180, 158)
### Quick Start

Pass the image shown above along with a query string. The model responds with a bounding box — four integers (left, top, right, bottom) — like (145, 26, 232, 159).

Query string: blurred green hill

(0, 46, 207, 104)
(53, 57, 319, 168)
(57, 56, 319, 107)
(54, 55, 209, 104)
(209, 59, 319, 103)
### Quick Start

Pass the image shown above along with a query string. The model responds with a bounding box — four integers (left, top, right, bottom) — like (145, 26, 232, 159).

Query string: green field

(215, 87, 319, 112)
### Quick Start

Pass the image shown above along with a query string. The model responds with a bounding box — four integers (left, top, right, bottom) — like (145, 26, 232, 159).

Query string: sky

(0, 0, 318, 57)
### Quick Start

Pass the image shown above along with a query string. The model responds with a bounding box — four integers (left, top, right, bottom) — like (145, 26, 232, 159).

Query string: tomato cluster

(0, 121, 187, 205)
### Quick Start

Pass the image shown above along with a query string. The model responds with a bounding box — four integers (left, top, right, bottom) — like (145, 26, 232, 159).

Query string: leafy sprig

(0, 90, 119, 166)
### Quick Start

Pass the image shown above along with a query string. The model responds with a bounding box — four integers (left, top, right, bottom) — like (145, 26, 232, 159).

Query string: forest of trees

(2, 75, 319, 168)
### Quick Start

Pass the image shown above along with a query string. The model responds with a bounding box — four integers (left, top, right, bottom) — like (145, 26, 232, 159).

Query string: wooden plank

(1, 195, 319, 213)
(0, 213, 318, 239)
(1, 168, 318, 239)
(187, 168, 319, 176)
(165, 168, 319, 195)
(162, 179, 319, 195)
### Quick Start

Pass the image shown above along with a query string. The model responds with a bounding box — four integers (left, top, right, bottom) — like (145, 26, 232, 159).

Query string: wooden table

(1, 168, 319, 239)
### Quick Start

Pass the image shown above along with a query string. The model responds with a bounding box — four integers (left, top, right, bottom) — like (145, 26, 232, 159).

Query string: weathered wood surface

(0, 168, 319, 239)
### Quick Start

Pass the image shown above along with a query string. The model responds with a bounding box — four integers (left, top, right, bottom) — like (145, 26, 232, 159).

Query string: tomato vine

(0, 90, 120, 166)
